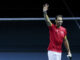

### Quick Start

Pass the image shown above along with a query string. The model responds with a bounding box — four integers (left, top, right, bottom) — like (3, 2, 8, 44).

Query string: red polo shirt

(48, 24, 67, 52)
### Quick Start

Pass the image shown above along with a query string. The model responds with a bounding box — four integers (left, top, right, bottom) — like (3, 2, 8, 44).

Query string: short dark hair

(55, 15, 63, 20)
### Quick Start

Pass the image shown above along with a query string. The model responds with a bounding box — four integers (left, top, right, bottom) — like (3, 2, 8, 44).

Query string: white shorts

(48, 51, 62, 60)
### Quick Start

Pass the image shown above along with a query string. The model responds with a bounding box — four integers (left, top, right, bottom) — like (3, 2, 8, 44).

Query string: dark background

(0, 0, 79, 52)
(0, 0, 80, 17)
(0, 20, 80, 52)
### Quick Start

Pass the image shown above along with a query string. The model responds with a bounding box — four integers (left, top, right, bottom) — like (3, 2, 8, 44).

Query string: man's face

(55, 17, 63, 26)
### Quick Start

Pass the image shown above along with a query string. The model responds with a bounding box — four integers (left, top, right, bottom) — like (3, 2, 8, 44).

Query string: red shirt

(48, 24, 67, 53)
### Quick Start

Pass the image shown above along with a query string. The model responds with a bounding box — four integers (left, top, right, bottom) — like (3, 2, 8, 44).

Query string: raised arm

(43, 4, 52, 26)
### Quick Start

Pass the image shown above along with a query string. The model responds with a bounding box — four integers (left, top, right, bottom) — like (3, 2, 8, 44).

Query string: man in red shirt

(43, 4, 72, 60)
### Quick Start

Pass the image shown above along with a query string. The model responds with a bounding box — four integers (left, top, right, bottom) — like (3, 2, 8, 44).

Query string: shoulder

(61, 26, 67, 36)
(48, 24, 55, 30)
(48, 23, 55, 27)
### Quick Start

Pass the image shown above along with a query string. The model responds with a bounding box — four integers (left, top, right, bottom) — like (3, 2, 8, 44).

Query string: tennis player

(43, 4, 72, 60)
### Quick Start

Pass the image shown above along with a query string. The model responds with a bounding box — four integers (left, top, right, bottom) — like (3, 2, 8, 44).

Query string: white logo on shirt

(56, 30, 58, 32)
(60, 31, 64, 34)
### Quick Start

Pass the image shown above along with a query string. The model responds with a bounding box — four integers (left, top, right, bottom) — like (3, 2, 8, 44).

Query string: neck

(56, 24, 60, 28)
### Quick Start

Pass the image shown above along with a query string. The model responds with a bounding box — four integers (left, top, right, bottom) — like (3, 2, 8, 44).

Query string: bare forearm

(43, 11, 50, 22)
(43, 11, 52, 26)
(64, 39, 72, 57)
(64, 39, 71, 52)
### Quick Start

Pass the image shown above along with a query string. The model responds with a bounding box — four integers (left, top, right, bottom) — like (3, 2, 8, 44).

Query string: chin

(58, 24, 61, 26)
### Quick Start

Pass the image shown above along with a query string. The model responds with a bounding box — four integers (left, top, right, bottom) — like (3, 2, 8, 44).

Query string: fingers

(67, 54, 72, 57)
(67, 54, 72, 60)
(43, 3, 49, 12)
(67, 56, 72, 60)
(67, 53, 72, 57)
(43, 3, 49, 8)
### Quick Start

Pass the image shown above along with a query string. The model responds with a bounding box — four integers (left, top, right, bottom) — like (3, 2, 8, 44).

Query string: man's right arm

(43, 4, 52, 26)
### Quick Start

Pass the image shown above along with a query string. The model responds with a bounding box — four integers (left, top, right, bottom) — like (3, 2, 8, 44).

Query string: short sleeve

(48, 24, 54, 30)
(64, 28, 67, 36)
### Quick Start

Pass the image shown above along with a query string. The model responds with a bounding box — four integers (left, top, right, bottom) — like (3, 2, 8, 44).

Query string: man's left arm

(63, 36, 72, 57)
